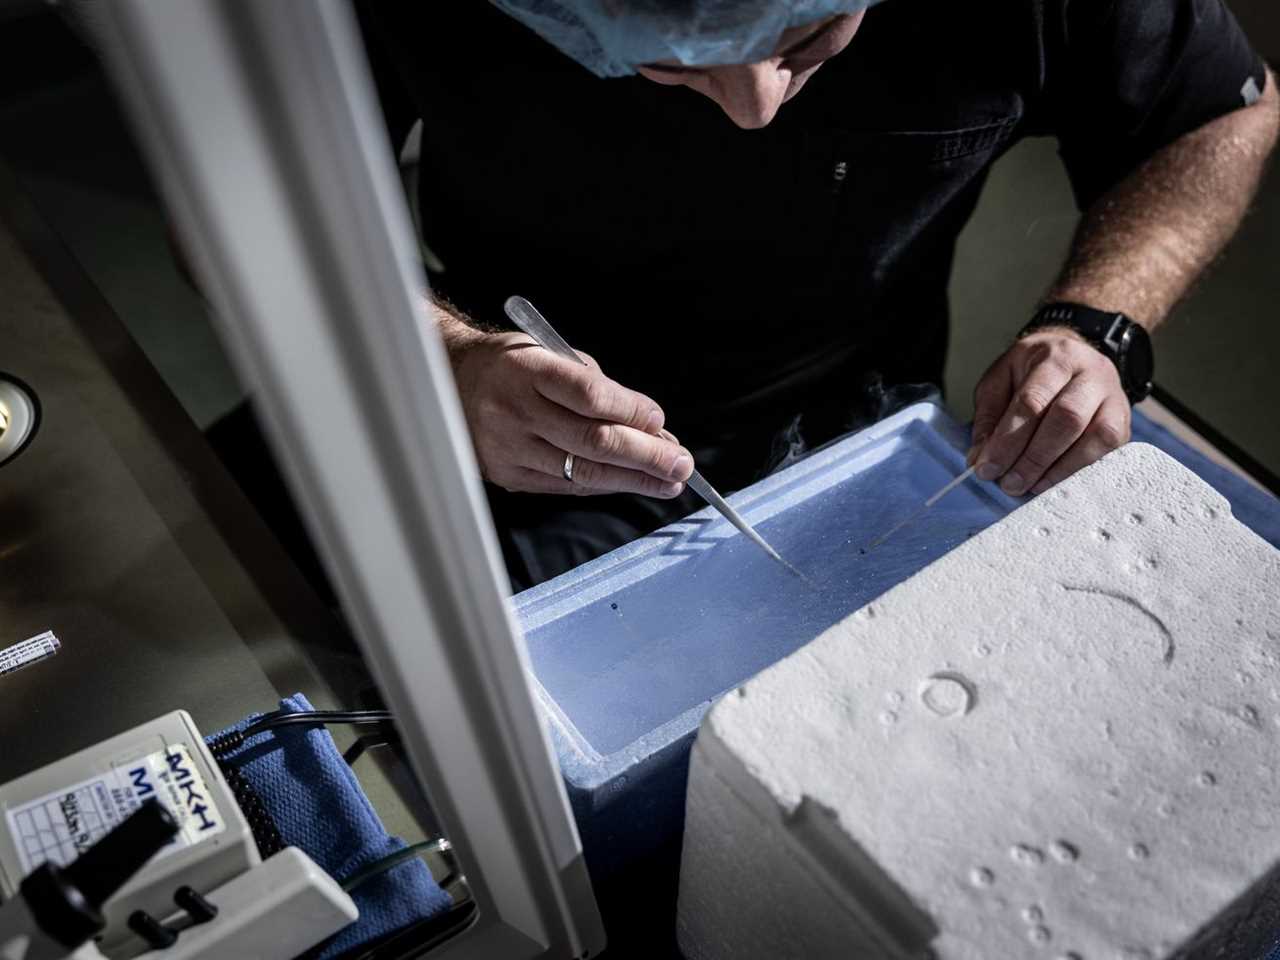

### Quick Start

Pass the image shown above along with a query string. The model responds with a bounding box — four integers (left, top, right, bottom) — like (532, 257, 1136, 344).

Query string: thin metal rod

(684, 472, 804, 578)
(865, 465, 978, 553)
(925, 464, 978, 508)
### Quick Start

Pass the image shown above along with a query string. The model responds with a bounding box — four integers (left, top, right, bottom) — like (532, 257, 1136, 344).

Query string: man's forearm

(1048, 68, 1279, 330)
(427, 292, 494, 355)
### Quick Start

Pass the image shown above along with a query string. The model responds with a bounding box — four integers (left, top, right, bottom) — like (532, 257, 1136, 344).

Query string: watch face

(1121, 325, 1155, 395)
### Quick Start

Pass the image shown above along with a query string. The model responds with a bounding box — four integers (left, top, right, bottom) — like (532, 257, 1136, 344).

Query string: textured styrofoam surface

(678, 443, 1280, 960)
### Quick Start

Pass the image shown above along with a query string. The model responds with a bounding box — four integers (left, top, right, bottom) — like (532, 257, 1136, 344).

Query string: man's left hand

(968, 329, 1132, 497)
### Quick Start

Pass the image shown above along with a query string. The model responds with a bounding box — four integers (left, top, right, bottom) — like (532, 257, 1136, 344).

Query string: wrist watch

(1020, 302, 1155, 404)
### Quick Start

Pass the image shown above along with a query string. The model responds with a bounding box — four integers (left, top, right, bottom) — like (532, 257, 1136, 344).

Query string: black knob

(128, 910, 178, 950)
(64, 800, 179, 909)
(174, 885, 218, 924)
(20, 800, 180, 951)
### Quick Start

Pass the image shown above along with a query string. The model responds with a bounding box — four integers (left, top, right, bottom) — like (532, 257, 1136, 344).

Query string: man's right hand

(444, 321, 694, 498)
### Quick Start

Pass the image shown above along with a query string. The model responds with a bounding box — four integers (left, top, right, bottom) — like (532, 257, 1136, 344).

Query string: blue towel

(1131, 409, 1280, 550)
(208, 694, 453, 959)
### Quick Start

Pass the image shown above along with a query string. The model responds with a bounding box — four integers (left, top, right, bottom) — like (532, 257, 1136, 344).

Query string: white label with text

(0, 631, 60, 678)
(5, 743, 225, 873)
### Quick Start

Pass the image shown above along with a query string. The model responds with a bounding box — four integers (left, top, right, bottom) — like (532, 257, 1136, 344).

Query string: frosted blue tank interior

(524, 420, 1002, 755)
(513, 401, 1017, 878)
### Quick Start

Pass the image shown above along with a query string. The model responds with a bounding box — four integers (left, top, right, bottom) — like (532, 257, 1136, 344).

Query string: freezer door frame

(85, 1, 605, 956)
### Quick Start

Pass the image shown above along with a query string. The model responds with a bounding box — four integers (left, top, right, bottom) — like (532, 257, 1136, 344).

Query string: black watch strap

(1020, 302, 1154, 404)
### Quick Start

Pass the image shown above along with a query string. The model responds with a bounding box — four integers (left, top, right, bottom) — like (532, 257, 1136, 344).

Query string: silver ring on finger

(562, 452, 575, 482)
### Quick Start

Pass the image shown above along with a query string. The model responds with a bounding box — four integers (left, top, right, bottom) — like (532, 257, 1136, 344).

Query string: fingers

(497, 467, 597, 497)
(532, 353, 666, 435)
(457, 331, 685, 496)
(1029, 397, 1131, 495)
(999, 374, 1107, 495)
(973, 357, 1074, 485)
(534, 396, 694, 484)
(526, 439, 686, 498)
(970, 331, 1132, 497)
(969, 355, 1013, 464)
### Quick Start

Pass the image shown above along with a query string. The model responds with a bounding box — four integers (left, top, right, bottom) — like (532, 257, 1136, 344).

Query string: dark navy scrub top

(358, 0, 1265, 585)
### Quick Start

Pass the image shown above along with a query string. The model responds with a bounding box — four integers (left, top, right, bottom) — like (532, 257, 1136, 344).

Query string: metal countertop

(0, 160, 393, 802)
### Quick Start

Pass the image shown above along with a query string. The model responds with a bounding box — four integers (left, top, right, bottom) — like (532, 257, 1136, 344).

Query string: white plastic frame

(85, 1, 605, 957)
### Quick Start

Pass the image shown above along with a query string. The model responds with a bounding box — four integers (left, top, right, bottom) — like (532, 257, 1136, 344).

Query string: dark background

(1, 0, 1276, 480)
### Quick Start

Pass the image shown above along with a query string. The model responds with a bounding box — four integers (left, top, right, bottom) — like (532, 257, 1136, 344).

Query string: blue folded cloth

(208, 694, 453, 959)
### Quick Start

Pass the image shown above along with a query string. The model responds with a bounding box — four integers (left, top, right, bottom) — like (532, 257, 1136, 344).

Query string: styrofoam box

(677, 443, 1280, 960)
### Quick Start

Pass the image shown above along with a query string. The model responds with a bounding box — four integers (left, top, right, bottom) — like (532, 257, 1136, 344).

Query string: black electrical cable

(343, 730, 400, 767)
(205, 709, 394, 758)
(243, 709, 394, 738)
(340, 839, 448, 893)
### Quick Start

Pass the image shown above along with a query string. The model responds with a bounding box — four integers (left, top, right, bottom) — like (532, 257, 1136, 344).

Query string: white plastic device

(0, 711, 258, 957)
(123, 847, 357, 960)
(3, 848, 356, 960)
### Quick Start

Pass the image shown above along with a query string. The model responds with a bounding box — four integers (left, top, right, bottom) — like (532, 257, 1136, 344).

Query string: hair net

(489, 0, 885, 78)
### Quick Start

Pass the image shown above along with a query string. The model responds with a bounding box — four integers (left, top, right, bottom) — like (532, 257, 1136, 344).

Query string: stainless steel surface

(0, 186, 309, 782)
(0, 156, 440, 856)
(503, 295, 797, 574)
(91, 1, 603, 954)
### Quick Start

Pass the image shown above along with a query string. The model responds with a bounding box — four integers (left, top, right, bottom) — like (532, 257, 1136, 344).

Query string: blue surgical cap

(489, 0, 885, 78)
